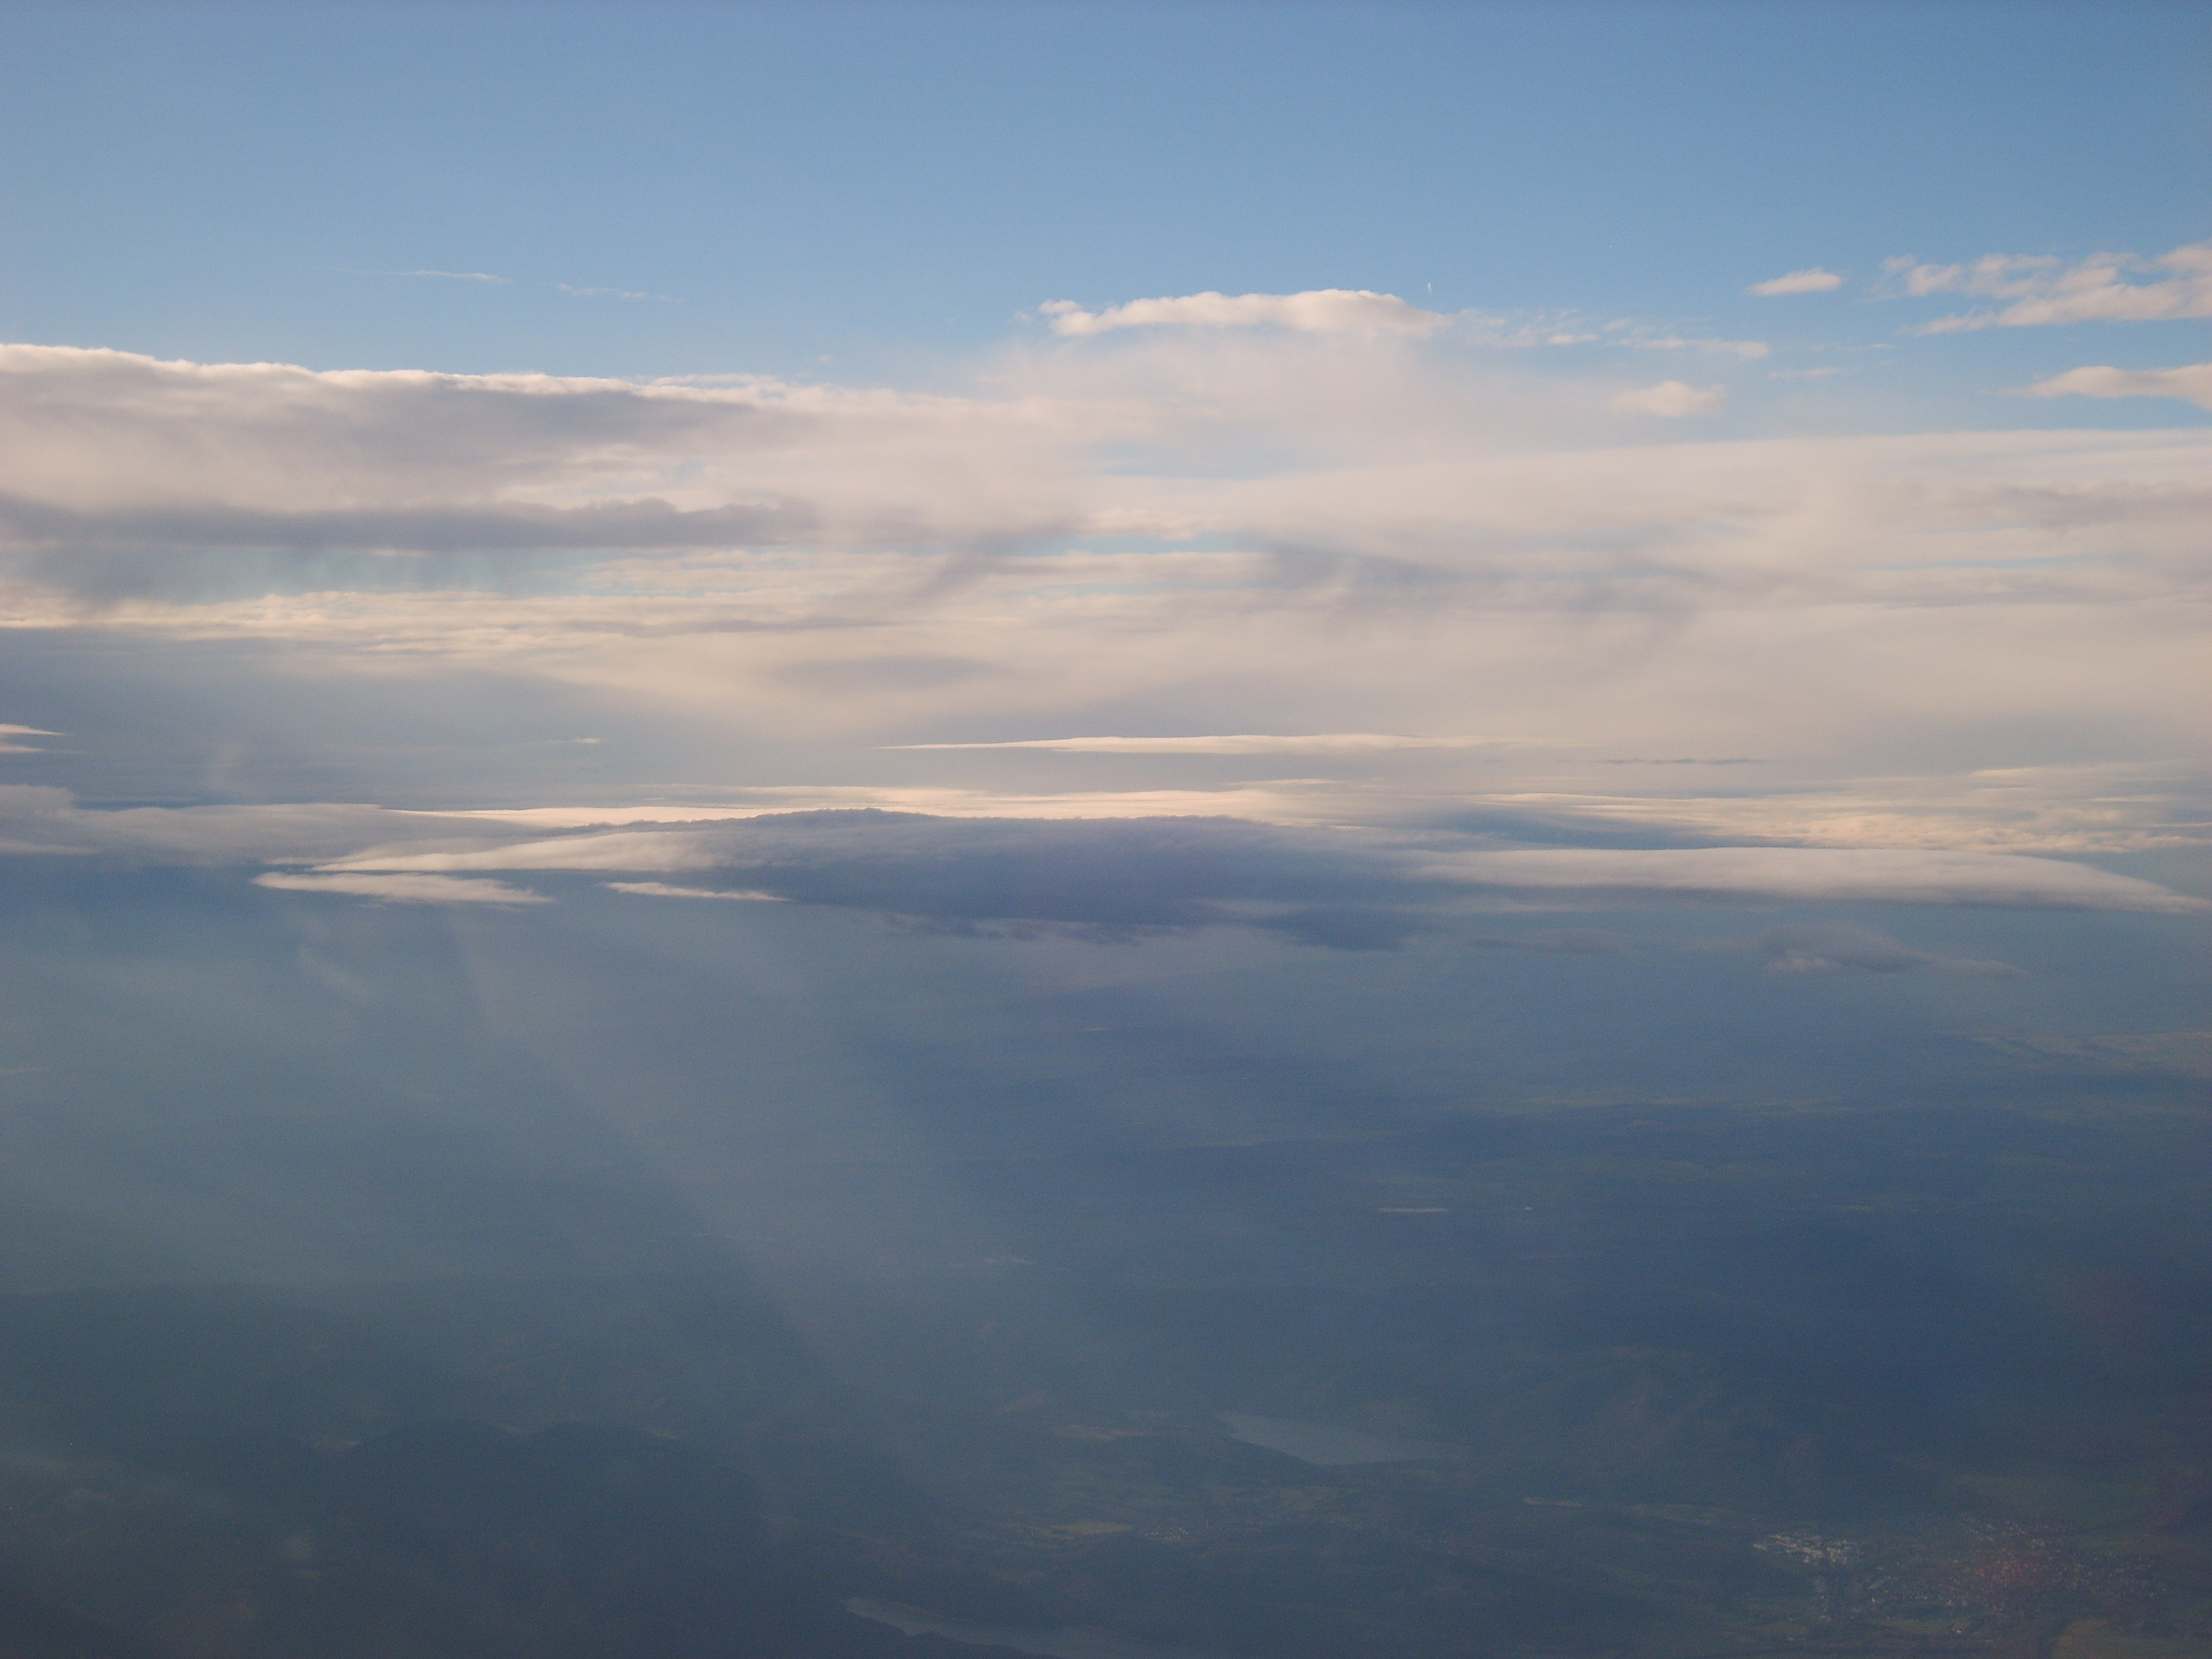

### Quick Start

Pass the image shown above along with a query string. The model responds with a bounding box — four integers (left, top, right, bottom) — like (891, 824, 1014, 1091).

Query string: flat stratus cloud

(1748, 268, 1844, 297)
(2025, 363, 2212, 411)
(1698, 923, 2024, 978)
(1885, 240, 2212, 332)
(308, 813, 2205, 918)
(1411, 846, 2203, 912)
(1609, 380, 1727, 416)
(884, 734, 1546, 754)
(0, 342, 1084, 580)
(253, 871, 548, 905)
(401, 269, 510, 284)
(0, 340, 2205, 882)
(0, 765, 2200, 933)
(1039, 289, 1447, 337)
(604, 881, 784, 900)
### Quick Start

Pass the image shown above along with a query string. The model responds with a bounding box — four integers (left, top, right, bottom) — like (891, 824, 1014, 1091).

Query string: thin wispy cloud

(2024, 363, 2212, 411)
(605, 881, 785, 900)
(556, 283, 675, 302)
(1633, 335, 1769, 359)
(1609, 380, 1726, 416)
(1883, 240, 2212, 331)
(1694, 922, 2024, 977)
(253, 871, 549, 905)
(398, 268, 512, 285)
(885, 734, 1550, 754)
(1748, 268, 1844, 296)
(1040, 289, 1448, 337)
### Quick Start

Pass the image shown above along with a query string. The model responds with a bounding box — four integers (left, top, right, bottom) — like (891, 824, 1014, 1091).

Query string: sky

(0, 0, 2206, 1290)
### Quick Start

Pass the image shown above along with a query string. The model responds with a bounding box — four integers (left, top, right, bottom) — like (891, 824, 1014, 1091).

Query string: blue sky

(3, 1, 2207, 401)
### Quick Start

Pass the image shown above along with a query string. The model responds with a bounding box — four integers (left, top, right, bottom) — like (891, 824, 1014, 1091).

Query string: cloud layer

(5, 784, 2200, 941)
(0, 320, 2204, 931)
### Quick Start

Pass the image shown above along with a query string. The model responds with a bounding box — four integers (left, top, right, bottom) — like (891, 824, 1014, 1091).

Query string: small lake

(847, 1599, 1218, 1659)
(1216, 1412, 1437, 1465)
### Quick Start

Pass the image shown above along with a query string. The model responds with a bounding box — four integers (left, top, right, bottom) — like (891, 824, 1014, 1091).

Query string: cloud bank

(0, 325, 2205, 909)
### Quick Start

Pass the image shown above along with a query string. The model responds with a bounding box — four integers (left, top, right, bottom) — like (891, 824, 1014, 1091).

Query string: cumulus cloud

(1039, 289, 1447, 337)
(1748, 268, 1844, 297)
(1698, 923, 2023, 978)
(253, 872, 550, 905)
(2023, 363, 2212, 411)
(1885, 241, 2212, 331)
(1609, 380, 1727, 417)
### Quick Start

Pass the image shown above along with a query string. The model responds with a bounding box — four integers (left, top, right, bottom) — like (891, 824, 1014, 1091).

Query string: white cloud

(0, 768, 2201, 933)
(1885, 241, 2212, 331)
(1413, 846, 2205, 912)
(605, 881, 785, 900)
(0, 722, 58, 754)
(1634, 336, 1769, 359)
(253, 872, 550, 905)
(1040, 289, 1446, 337)
(884, 733, 1545, 754)
(306, 817, 2207, 916)
(403, 269, 511, 285)
(0, 342, 2206, 880)
(1609, 380, 1727, 416)
(1748, 268, 1844, 297)
(2024, 363, 2212, 411)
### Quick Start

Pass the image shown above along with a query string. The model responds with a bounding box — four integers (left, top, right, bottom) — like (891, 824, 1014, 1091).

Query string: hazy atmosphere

(0, 5, 2207, 1656)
